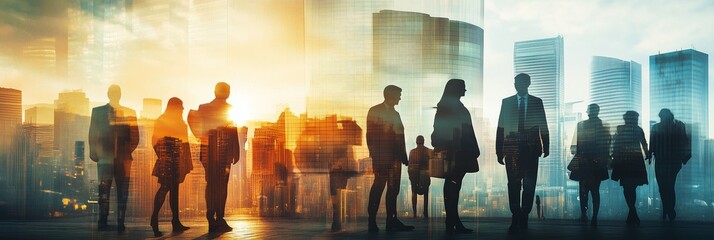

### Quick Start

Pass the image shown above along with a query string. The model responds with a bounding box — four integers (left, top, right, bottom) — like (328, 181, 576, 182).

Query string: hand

(497, 154, 505, 165)
(543, 150, 549, 158)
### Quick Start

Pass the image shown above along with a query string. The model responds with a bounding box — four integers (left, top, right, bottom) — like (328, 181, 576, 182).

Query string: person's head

(587, 104, 600, 119)
(165, 97, 184, 114)
(442, 79, 466, 99)
(416, 135, 424, 146)
(623, 111, 639, 125)
(383, 85, 402, 106)
(658, 108, 674, 122)
(214, 82, 231, 100)
(107, 84, 121, 103)
(514, 73, 531, 95)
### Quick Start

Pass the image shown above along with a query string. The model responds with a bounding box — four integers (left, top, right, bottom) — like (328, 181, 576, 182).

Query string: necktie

(519, 97, 525, 132)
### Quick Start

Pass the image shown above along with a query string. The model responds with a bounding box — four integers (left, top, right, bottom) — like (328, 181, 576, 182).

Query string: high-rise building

(0, 88, 22, 151)
(188, 0, 234, 82)
(650, 49, 709, 202)
(305, 0, 484, 161)
(68, 0, 130, 86)
(130, 0, 190, 88)
(53, 91, 90, 170)
(22, 38, 58, 76)
(373, 10, 484, 146)
(0, 88, 22, 217)
(514, 36, 565, 189)
(305, 0, 484, 218)
(141, 98, 163, 120)
(590, 56, 642, 128)
(24, 104, 55, 125)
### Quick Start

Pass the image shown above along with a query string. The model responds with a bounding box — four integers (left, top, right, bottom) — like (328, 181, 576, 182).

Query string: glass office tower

(590, 56, 642, 129)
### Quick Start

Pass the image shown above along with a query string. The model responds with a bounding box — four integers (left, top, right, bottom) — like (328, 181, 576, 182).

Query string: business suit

(496, 94, 549, 228)
(88, 103, 139, 228)
(188, 99, 240, 230)
(366, 102, 408, 226)
(650, 119, 690, 220)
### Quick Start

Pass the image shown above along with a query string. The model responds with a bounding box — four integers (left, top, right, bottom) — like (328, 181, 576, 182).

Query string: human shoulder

(528, 95, 543, 103)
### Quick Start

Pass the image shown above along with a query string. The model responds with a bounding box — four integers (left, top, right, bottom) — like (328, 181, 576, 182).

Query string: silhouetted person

(408, 135, 432, 219)
(329, 120, 361, 231)
(496, 73, 549, 233)
(366, 85, 413, 232)
(88, 85, 139, 232)
(432, 79, 480, 234)
(535, 195, 542, 220)
(569, 104, 610, 226)
(611, 111, 649, 227)
(188, 82, 240, 232)
(650, 108, 690, 221)
(150, 97, 193, 237)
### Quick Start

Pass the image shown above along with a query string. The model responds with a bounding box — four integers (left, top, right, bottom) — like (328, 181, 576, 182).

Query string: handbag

(429, 150, 447, 179)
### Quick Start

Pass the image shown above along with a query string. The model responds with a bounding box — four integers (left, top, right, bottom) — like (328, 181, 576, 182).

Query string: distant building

(590, 56, 642, 128)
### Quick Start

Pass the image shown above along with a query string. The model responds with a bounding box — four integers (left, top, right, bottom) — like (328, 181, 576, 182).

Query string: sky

(482, 0, 714, 137)
(0, 0, 712, 137)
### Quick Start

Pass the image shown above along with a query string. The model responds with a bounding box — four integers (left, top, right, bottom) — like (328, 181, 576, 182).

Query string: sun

(228, 104, 251, 126)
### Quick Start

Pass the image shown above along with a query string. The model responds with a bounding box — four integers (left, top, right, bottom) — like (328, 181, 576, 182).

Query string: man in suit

(366, 85, 414, 232)
(187, 82, 240, 232)
(650, 108, 690, 221)
(496, 73, 549, 232)
(88, 85, 139, 232)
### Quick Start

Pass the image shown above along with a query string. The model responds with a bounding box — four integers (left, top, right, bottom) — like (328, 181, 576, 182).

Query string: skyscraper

(590, 56, 642, 129)
(373, 10, 484, 146)
(141, 98, 163, 120)
(68, 0, 130, 87)
(514, 36, 565, 188)
(650, 49, 709, 200)
(0, 88, 22, 151)
(53, 91, 90, 169)
(24, 104, 55, 125)
(0, 88, 22, 217)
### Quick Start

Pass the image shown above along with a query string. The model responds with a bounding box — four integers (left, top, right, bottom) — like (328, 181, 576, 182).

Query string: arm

(396, 113, 408, 166)
(639, 127, 650, 163)
(233, 127, 241, 164)
(366, 107, 377, 153)
(680, 123, 691, 164)
(495, 99, 506, 164)
(88, 108, 99, 162)
(127, 109, 140, 154)
(537, 99, 550, 157)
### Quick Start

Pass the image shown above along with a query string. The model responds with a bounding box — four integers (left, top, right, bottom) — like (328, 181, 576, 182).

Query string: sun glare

(229, 104, 251, 126)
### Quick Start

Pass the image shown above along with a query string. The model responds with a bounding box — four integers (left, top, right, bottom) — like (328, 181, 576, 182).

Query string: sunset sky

(0, 0, 712, 137)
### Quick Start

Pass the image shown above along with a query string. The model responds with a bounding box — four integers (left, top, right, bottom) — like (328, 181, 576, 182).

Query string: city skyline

(1, 0, 713, 224)
(1, 1, 712, 138)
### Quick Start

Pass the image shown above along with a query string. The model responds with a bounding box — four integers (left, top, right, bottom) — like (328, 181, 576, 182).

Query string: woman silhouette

(611, 111, 649, 227)
(431, 79, 480, 234)
(569, 104, 610, 226)
(150, 97, 193, 236)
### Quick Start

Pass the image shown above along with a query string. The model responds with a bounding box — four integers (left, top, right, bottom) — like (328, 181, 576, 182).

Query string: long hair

(437, 79, 465, 107)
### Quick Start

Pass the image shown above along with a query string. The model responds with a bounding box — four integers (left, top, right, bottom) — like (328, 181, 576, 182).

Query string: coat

(496, 94, 549, 171)
(366, 103, 407, 172)
(431, 99, 480, 173)
(88, 104, 139, 165)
